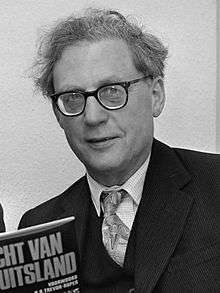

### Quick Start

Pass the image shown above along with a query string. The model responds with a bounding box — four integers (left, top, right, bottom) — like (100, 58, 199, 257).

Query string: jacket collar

(134, 139, 193, 292)
(54, 177, 91, 262)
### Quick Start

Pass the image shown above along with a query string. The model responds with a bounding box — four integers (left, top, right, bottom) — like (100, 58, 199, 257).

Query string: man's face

(53, 39, 165, 185)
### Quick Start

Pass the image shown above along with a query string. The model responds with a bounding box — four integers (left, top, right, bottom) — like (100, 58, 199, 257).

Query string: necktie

(100, 189, 130, 266)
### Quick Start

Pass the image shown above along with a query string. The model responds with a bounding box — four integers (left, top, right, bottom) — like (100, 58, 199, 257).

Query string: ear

(151, 77, 165, 118)
(52, 102, 64, 129)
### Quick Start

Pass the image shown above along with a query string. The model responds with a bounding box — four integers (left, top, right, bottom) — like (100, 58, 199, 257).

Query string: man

(19, 8, 219, 292)
(0, 204, 5, 232)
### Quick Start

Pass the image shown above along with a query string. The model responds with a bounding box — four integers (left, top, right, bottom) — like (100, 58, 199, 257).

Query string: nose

(83, 96, 108, 126)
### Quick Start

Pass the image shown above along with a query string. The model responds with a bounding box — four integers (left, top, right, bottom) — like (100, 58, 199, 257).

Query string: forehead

(53, 39, 138, 90)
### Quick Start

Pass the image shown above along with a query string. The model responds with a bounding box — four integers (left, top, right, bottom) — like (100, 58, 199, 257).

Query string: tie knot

(100, 189, 127, 215)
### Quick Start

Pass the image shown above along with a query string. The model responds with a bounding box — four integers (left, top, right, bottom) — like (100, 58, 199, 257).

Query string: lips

(87, 137, 115, 143)
(86, 136, 118, 147)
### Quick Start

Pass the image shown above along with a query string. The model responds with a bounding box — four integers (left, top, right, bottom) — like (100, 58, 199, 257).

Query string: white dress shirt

(87, 155, 150, 230)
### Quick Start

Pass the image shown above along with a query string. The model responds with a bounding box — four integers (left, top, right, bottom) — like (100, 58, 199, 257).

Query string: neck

(90, 171, 132, 187)
(87, 153, 150, 187)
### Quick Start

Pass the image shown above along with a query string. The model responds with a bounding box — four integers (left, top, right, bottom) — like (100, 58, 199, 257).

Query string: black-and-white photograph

(0, 1, 219, 292)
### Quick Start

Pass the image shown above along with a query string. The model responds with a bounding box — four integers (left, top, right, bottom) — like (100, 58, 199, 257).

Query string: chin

(87, 159, 122, 174)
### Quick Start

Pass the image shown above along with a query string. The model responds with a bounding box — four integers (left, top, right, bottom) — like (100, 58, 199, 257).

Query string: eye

(98, 85, 126, 108)
(58, 92, 85, 112)
(99, 85, 124, 98)
(104, 86, 119, 96)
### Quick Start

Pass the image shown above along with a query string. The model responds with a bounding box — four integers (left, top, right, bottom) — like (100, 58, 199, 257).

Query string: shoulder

(152, 139, 220, 205)
(174, 147, 220, 168)
(32, 175, 87, 210)
(152, 139, 220, 184)
(173, 147, 220, 185)
(18, 175, 87, 229)
(39, 175, 87, 206)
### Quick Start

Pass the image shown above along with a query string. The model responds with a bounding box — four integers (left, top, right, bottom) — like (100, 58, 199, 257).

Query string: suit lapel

(135, 140, 194, 292)
(55, 177, 91, 262)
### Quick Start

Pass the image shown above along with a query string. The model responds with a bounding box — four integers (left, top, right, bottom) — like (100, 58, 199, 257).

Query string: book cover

(0, 217, 80, 292)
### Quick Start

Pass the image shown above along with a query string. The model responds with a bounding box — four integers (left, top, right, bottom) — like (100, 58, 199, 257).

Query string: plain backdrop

(0, 0, 218, 231)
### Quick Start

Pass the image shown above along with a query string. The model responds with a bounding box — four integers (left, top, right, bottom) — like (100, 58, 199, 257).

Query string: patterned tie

(100, 189, 130, 266)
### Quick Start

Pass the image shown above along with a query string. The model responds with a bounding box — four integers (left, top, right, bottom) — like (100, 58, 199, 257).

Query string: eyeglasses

(50, 75, 152, 116)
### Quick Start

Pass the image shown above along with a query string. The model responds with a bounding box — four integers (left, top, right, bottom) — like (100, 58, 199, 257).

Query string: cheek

(62, 119, 83, 144)
(128, 87, 153, 116)
(130, 115, 153, 140)
(128, 96, 152, 127)
(125, 101, 153, 145)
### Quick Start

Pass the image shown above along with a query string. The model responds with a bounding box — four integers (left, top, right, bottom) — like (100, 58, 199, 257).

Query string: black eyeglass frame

(50, 75, 152, 117)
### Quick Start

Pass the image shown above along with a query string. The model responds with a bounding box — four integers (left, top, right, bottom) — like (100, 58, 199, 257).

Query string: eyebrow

(57, 75, 126, 93)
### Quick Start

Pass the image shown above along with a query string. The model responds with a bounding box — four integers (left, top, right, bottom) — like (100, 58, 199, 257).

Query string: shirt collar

(87, 154, 151, 216)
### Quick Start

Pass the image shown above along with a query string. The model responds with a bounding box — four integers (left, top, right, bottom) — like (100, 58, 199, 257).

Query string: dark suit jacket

(19, 139, 220, 292)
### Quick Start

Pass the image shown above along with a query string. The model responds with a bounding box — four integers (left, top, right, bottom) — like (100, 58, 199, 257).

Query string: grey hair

(32, 8, 168, 98)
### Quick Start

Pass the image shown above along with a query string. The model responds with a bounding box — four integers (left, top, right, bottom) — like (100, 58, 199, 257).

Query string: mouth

(86, 136, 119, 148)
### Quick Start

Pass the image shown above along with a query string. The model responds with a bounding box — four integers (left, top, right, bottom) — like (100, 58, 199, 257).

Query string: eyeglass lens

(57, 84, 127, 115)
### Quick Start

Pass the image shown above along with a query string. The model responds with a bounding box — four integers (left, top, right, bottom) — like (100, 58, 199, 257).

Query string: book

(0, 217, 81, 292)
